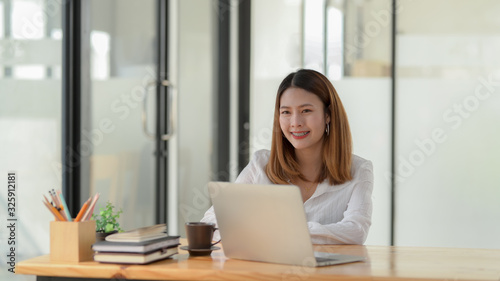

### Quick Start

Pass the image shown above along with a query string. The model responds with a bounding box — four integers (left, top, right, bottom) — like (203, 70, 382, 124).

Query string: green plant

(92, 201, 123, 233)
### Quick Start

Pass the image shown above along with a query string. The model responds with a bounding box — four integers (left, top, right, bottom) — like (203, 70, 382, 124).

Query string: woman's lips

(291, 131, 310, 139)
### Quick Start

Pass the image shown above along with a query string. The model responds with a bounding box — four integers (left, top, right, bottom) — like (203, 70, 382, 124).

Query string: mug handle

(211, 227, 221, 246)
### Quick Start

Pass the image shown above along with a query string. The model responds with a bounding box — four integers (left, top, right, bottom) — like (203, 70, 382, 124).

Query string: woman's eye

(280, 111, 290, 115)
(302, 109, 312, 113)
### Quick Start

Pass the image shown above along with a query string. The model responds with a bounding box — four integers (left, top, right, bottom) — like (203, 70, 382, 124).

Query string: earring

(326, 123, 330, 136)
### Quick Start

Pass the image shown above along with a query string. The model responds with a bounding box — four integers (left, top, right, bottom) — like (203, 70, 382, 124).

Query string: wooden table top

(17, 239, 500, 281)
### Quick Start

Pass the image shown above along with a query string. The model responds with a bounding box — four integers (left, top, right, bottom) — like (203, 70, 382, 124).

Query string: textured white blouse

(201, 149, 374, 245)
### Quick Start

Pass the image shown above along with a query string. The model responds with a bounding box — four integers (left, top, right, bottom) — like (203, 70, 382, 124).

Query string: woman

(202, 69, 373, 244)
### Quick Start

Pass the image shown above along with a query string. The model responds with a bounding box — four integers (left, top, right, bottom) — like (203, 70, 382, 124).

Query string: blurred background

(1, 0, 500, 279)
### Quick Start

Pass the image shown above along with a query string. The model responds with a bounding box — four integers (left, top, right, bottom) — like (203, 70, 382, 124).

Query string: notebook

(92, 235, 180, 253)
(207, 181, 365, 267)
(105, 224, 168, 242)
(93, 246, 178, 264)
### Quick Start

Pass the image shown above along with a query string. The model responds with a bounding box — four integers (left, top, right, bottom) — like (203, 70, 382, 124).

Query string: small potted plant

(92, 201, 123, 241)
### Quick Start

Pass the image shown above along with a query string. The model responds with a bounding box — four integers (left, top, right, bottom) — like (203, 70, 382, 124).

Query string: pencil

(74, 197, 91, 222)
(43, 195, 51, 206)
(58, 191, 73, 222)
(51, 190, 68, 221)
(43, 200, 65, 221)
(82, 193, 100, 221)
(49, 190, 58, 206)
(52, 189, 62, 206)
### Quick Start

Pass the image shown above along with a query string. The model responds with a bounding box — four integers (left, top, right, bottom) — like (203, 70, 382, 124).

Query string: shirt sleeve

(200, 150, 267, 241)
(200, 206, 220, 241)
(308, 161, 374, 245)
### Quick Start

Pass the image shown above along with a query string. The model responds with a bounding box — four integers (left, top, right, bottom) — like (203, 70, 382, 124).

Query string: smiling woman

(279, 87, 329, 154)
(268, 69, 353, 190)
(202, 69, 374, 245)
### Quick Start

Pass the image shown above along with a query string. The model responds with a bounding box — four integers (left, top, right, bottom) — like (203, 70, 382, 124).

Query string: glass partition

(394, 0, 500, 248)
(0, 0, 62, 280)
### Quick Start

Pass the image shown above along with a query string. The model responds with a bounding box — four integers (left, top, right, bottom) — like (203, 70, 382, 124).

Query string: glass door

(85, 0, 219, 236)
(85, 0, 164, 230)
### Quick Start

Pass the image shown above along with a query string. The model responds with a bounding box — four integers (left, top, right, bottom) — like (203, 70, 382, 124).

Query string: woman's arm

(307, 157, 374, 245)
(307, 180, 373, 244)
(199, 150, 267, 240)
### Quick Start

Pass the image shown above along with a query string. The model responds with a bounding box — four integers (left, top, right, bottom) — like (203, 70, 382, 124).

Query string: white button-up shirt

(201, 149, 374, 244)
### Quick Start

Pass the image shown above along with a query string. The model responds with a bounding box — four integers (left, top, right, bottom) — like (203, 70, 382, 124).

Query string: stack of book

(92, 224, 180, 264)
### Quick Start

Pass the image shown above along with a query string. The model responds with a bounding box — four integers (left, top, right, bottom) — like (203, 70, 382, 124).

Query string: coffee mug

(185, 222, 221, 249)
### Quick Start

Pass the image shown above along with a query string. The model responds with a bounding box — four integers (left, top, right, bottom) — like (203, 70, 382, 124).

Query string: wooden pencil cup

(50, 220, 96, 262)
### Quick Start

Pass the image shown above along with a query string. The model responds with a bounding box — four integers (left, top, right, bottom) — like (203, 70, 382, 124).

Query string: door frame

(61, 0, 170, 224)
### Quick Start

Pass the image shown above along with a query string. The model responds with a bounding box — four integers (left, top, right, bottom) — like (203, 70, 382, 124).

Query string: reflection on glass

(305, 0, 391, 78)
(326, 5, 343, 80)
(88, 0, 156, 231)
(303, 0, 325, 72)
(342, 0, 391, 77)
(90, 30, 110, 80)
(11, 0, 45, 39)
(0, 1, 63, 281)
(13, 64, 44, 79)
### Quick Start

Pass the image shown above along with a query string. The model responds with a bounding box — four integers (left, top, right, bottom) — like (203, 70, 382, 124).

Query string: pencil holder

(50, 220, 96, 262)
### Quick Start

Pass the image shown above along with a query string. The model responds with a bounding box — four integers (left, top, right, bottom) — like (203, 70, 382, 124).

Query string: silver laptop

(207, 181, 365, 267)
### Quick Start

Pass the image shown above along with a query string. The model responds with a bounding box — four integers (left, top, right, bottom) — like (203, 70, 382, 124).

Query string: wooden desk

(17, 239, 500, 281)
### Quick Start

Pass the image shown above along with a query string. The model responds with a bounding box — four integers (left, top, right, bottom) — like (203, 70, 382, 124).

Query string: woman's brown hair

(265, 69, 352, 185)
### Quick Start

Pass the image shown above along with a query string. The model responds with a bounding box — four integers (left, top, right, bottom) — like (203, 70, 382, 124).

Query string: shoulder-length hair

(265, 69, 352, 185)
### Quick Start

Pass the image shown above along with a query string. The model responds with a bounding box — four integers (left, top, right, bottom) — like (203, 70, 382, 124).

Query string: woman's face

(279, 87, 330, 152)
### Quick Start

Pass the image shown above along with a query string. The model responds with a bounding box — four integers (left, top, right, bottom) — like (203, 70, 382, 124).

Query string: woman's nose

(290, 113, 303, 127)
